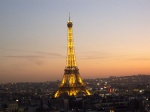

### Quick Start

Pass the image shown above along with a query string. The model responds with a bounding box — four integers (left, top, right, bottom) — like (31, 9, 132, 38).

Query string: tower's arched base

(54, 86, 90, 98)
(54, 67, 91, 98)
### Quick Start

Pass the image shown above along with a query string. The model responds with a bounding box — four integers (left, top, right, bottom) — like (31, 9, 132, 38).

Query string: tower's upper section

(66, 15, 77, 68)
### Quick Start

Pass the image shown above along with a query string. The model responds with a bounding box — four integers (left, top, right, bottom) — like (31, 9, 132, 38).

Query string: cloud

(78, 51, 113, 60)
(0, 69, 6, 72)
(79, 52, 150, 61)
(4, 55, 44, 58)
(80, 54, 124, 60)
(127, 58, 150, 61)
(0, 48, 66, 66)
(80, 56, 109, 60)
(0, 49, 30, 52)
(1, 48, 64, 58)
(4, 55, 45, 66)
(35, 51, 64, 57)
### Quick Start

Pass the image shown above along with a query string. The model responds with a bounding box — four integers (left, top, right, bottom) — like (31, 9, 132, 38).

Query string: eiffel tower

(54, 15, 91, 98)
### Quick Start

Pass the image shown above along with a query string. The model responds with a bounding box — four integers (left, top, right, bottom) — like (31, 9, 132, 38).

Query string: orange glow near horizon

(1, 56, 150, 83)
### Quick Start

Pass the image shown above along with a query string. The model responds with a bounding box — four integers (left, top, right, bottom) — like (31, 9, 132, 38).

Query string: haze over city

(0, 0, 150, 83)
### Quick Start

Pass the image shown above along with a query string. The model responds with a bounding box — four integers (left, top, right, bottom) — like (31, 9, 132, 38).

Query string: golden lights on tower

(54, 15, 91, 98)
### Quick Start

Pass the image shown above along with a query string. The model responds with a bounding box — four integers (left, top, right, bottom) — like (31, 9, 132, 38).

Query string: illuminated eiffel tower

(54, 15, 91, 98)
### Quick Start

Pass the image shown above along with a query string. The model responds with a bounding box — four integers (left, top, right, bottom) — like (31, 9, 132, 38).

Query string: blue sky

(0, 0, 150, 83)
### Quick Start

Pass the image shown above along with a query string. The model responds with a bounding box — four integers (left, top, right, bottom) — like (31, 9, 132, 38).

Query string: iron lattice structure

(54, 16, 91, 98)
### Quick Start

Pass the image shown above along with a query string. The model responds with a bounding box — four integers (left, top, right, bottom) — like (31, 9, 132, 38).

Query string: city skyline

(0, 0, 150, 83)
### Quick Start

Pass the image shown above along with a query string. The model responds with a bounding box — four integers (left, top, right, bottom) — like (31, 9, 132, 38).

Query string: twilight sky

(0, 0, 150, 83)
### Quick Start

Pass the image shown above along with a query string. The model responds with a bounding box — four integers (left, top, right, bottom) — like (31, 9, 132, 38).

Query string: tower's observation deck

(67, 21, 73, 28)
(54, 16, 91, 98)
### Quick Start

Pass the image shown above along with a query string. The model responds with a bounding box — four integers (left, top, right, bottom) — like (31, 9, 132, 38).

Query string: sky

(0, 0, 150, 83)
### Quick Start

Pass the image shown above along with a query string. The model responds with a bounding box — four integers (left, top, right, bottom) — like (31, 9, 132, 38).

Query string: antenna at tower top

(69, 13, 70, 21)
